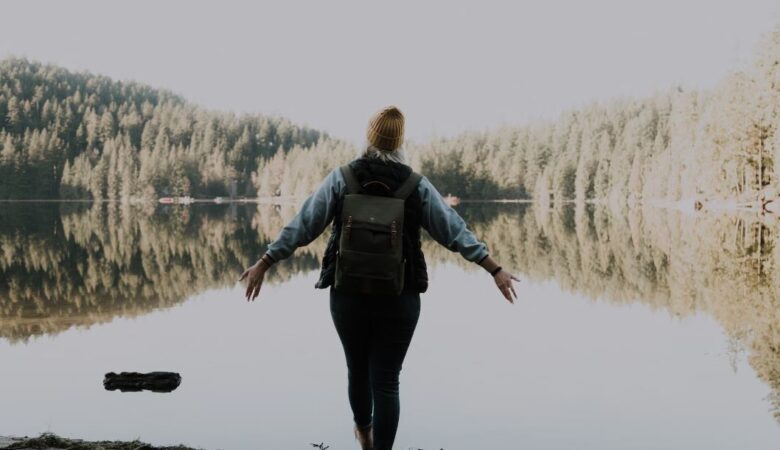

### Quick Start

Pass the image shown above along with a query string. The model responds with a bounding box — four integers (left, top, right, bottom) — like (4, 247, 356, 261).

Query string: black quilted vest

(314, 157, 429, 293)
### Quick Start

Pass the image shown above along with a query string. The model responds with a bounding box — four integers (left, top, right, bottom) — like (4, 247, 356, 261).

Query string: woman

(240, 106, 519, 450)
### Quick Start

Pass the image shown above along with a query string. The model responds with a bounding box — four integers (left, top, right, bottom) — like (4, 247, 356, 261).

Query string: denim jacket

(264, 167, 489, 264)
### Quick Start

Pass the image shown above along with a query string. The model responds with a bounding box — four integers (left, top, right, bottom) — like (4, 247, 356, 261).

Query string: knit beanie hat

(366, 105, 405, 151)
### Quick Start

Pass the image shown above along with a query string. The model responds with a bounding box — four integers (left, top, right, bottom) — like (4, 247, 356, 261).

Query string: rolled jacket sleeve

(264, 168, 346, 262)
(418, 176, 489, 263)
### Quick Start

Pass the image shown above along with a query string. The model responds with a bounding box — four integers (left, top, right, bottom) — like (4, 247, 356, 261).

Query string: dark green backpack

(334, 164, 422, 296)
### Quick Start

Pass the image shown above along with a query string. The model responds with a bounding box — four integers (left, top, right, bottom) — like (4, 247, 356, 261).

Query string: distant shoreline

(2, 197, 779, 216)
(0, 197, 535, 204)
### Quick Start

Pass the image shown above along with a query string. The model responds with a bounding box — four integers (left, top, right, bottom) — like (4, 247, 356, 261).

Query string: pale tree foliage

(410, 25, 780, 205)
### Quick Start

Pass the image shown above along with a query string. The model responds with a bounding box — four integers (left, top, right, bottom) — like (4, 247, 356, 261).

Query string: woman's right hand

(239, 260, 268, 301)
(494, 269, 520, 303)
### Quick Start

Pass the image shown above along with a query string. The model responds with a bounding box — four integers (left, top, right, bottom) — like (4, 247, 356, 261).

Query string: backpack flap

(335, 165, 421, 296)
(337, 193, 405, 288)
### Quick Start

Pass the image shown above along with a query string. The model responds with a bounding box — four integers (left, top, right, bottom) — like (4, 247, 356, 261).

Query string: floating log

(103, 372, 181, 393)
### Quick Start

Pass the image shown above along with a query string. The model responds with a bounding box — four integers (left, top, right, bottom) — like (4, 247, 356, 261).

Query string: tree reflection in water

(0, 201, 778, 421)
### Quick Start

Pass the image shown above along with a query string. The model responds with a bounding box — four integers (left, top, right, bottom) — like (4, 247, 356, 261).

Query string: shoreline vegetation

(0, 433, 200, 450)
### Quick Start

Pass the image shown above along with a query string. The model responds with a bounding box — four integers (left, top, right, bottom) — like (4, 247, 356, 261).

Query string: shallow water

(1, 203, 778, 449)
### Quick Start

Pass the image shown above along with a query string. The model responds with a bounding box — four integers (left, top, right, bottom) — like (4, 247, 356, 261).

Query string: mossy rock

(2, 433, 199, 450)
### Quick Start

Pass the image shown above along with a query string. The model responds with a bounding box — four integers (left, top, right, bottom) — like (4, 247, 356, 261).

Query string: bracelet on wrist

(259, 254, 274, 268)
(490, 266, 503, 277)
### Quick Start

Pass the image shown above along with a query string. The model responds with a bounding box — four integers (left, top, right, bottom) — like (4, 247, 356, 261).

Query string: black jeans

(329, 286, 421, 450)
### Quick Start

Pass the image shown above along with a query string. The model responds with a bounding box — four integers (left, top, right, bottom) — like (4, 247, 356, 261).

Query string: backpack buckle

(345, 215, 353, 240)
(390, 220, 397, 245)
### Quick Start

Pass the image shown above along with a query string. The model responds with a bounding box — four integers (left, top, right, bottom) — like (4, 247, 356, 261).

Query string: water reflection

(1, 201, 779, 422)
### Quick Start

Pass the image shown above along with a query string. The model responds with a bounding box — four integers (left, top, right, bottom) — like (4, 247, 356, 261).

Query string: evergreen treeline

(0, 58, 332, 199)
(2, 26, 779, 202)
(419, 26, 779, 203)
(249, 26, 779, 203)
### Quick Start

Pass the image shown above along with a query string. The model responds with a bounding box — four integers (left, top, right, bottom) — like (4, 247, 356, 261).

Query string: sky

(2, 0, 780, 146)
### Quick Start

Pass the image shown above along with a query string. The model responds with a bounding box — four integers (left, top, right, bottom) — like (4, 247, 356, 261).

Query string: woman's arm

(262, 168, 346, 263)
(418, 176, 519, 303)
(239, 168, 346, 301)
(418, 176, 489, 262)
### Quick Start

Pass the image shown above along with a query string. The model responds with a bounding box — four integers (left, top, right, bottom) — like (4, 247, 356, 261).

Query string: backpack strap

(340, 164, 362, 195)
(394, 171, 422, 199)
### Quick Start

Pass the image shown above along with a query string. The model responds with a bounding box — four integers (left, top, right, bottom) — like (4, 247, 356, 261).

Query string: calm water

(1, 202, 779, 449)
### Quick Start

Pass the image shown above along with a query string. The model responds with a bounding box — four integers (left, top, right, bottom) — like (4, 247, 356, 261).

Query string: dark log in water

(103, 372, 181, 393)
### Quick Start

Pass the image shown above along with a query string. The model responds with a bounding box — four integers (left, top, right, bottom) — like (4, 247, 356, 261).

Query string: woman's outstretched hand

(493, 269, 520, 303)
(478, 255, 519, 303)
(239, 260, 268, 301)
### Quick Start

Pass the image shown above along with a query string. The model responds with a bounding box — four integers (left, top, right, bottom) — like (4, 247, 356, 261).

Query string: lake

(1, 202, 779, 449)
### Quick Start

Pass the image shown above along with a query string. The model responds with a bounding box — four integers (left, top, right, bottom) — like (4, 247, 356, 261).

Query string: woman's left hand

(239, 261, 267, 301)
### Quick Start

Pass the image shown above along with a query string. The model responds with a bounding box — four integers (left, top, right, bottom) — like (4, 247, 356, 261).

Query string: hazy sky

(2, 0, 779, 146)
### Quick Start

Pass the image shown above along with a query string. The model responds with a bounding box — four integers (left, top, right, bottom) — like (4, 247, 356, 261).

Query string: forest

(254, 25, 780, 205)
(0, 58, 329, 199)
(1, 26, 779, 203)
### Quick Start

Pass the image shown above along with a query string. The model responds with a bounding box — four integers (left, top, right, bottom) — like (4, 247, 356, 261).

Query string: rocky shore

(0, 434, 201, 450)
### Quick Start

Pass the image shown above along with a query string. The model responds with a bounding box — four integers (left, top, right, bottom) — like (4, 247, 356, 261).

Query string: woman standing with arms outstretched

(240, 106, 519, 450)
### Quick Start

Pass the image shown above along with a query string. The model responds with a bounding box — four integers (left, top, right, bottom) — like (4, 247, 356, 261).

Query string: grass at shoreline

(0, 433, 201, 450)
